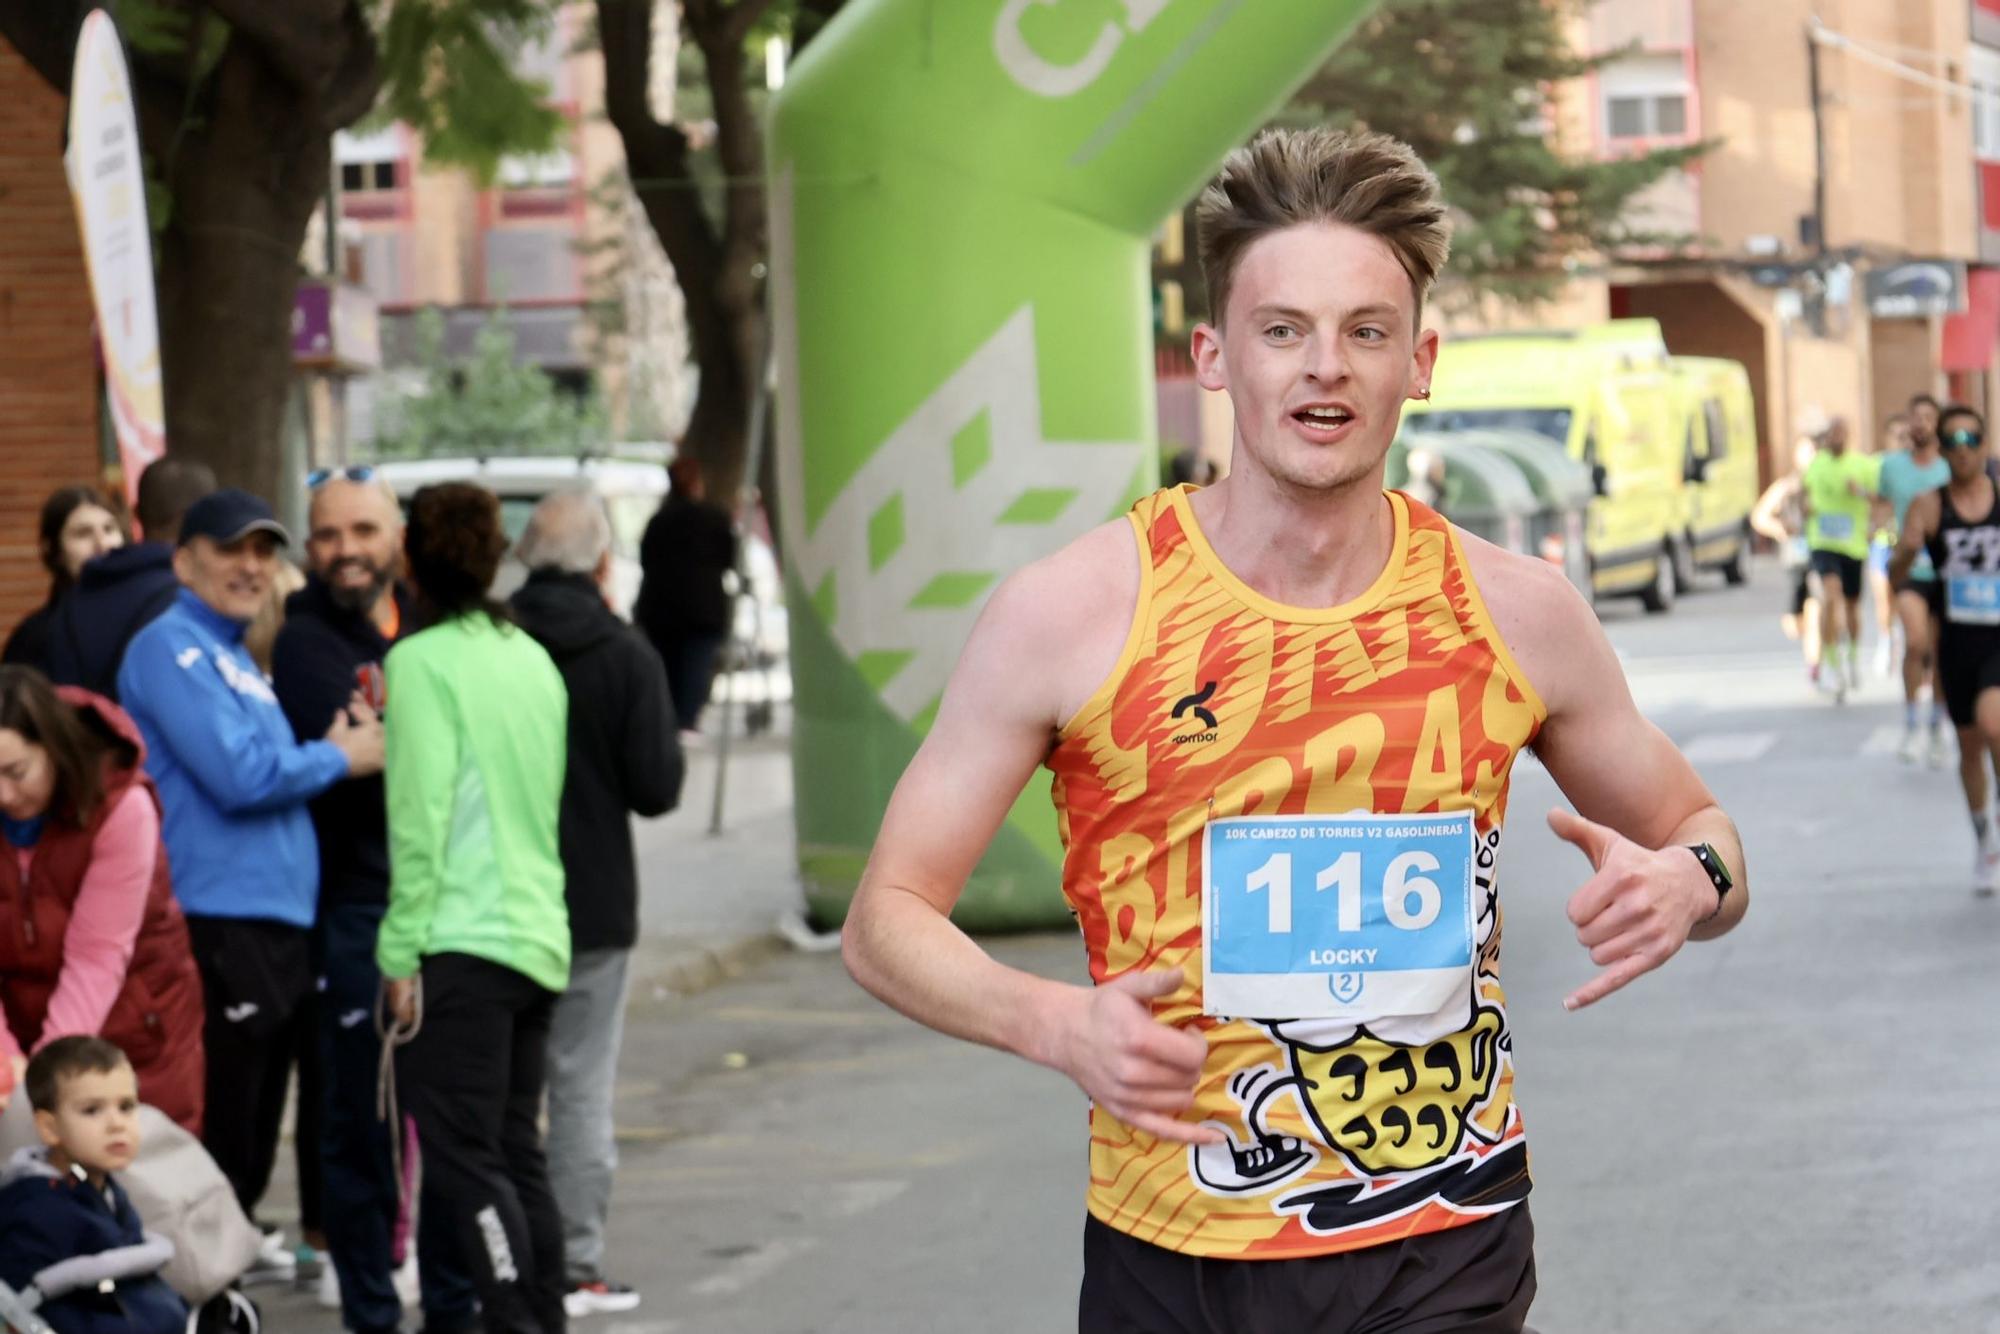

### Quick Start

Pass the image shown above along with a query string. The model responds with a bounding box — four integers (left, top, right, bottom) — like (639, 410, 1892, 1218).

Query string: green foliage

(1286, 0, 1712, 306)
(118, 0, 230, 78)
(370, 0, 566, 179)
(369, 308, 610, 459)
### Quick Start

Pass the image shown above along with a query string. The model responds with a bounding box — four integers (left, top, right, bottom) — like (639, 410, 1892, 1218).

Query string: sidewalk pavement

(256, 704, 813, 1331)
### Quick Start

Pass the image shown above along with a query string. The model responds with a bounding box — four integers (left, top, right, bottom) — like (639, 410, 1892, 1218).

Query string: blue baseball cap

(176, 488, 291, 548)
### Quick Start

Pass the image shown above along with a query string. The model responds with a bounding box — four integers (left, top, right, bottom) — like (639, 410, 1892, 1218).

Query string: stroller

(0, 1274, 261, 1334)
(0, 1280, 53, 1334)
(0, 1102, 264, 1334)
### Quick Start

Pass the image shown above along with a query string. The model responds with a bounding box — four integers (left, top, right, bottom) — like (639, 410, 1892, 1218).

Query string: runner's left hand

(1549, 808, 1710, 1011)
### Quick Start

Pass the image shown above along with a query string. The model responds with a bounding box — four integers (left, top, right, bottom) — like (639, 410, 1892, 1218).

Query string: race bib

(1947, 572, 2000, 625)
(1817, 513, 1855, 542)
(1203, 812, 1476, 1022)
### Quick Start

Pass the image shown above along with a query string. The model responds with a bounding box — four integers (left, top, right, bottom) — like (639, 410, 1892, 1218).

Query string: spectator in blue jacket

(46, 458, 215, 700)
(115, 489, 383, 1235)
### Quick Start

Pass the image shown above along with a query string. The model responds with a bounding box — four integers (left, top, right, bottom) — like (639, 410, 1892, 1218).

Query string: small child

(0, 1036, 188, 1334)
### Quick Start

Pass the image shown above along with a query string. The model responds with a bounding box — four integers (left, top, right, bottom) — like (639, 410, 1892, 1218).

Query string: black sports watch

(1684, 842, 1733, 923)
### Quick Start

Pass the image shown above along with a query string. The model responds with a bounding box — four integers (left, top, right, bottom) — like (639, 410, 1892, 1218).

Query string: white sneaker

(1898, 728, 1922, 763)
(1873, 638, 1894, 678)
(565, 1280, 643, 1317)
(1814, 665, 1842, 697)
(316, 1262, 341, 1311)
(1845, 655, 1862, 692)
(1930, 729, 1954, 769)
(239, 1228, 296, 1288)
(1977, 831, 2000, 897)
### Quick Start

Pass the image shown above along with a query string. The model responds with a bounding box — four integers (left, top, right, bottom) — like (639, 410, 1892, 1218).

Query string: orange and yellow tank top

(1047, 486, 1547, 1260)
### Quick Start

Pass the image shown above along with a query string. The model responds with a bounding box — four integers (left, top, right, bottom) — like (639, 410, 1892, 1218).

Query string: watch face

(1697, 843, 1733, 891)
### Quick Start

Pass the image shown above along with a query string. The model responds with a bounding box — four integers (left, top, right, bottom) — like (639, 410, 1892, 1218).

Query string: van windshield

(1404, 408, 1573, 447)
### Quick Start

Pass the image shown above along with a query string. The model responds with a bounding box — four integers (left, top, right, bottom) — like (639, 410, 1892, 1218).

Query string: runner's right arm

(1749, 476, 1796, 545)
(843, 523, 1221, 1145)
(1888, 490, 1939, 590)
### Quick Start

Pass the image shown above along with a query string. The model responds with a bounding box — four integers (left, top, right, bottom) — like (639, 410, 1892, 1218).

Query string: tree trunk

(597, 0, 836, 510)
(145, 47, 335, 501)
(0, 0, 377, 501)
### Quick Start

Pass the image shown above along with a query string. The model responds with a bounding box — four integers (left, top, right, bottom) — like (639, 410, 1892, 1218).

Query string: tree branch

(316, 1, 380, 128)
(723, 0, 779, 49)
(596, 0, 728, 359)
(199, 0, 356, 99)
(0, 1, 88, 95)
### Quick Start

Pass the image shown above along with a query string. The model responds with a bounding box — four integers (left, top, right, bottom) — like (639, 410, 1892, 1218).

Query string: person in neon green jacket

(378, 482, 569, 1333)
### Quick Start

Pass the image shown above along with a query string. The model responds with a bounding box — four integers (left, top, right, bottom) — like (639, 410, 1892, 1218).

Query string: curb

(634, 930, 792, 1002)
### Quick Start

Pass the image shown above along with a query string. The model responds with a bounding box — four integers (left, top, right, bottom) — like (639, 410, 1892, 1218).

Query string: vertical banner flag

(67, 10, 166, 506)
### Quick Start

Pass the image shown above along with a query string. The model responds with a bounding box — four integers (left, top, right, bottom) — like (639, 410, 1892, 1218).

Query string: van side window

(1703, 399, 1728, 460)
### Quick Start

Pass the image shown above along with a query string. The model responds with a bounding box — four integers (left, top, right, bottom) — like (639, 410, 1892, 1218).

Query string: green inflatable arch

(769, 0, 1374, 929)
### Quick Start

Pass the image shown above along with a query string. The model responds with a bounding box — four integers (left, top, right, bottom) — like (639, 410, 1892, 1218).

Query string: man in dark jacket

(270, 471, 476, 1334)
(512, 488, 683, 1317)
(633, 456, 737, 731)
(46, 458, 214, 700)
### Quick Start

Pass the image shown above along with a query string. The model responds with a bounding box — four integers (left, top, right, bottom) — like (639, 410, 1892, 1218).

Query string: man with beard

(272, 469, 476, 1334)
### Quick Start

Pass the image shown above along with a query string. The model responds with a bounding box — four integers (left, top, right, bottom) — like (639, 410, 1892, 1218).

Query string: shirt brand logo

(1171, 680, 1219, 743)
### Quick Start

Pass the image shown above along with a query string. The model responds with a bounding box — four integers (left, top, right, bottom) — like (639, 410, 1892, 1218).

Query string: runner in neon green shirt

(1802, 417, 1878, 699)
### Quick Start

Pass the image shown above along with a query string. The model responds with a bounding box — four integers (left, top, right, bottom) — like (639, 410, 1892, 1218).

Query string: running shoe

(1930, 729, 1954, 769)
(565, 1280, 643, 1317)
(1899, 728, 1922, 763)
(1873, 637, 1894, 679)
(315, 1261, 340, 1310)
(239, 1227, 297, 1288)
(1845, 653, 1862, 693)
(1813, 664, 1841, 697)
(1977, 830, 2000, 897)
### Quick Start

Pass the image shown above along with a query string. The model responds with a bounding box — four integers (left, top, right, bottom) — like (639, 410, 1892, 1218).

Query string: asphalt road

(266, 561, 2000, 1333)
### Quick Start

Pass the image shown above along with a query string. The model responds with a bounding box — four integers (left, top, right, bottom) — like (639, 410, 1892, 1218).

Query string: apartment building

(1540, 0, 1994, 483)
(335, 3, 689, 450)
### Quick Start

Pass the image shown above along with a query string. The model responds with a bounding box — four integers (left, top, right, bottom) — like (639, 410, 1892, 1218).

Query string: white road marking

(690, 1238, 817, 1298)
(1860, 725, 1907, 757)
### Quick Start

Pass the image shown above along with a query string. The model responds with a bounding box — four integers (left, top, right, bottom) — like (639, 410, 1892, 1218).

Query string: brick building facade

(0, 33, 102, 641)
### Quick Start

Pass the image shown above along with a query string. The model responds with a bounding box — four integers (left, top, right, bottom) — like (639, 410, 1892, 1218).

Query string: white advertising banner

(67, 10, 166, 507)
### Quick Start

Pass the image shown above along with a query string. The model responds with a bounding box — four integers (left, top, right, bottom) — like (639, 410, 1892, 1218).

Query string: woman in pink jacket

(0, 666, 205, 1131)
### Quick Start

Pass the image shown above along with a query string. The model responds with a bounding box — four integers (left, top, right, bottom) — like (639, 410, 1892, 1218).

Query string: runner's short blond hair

(1197, 128, 1451, 326)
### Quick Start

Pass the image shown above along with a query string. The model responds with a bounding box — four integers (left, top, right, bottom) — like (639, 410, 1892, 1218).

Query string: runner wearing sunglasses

(1891, 405, 2000, 894)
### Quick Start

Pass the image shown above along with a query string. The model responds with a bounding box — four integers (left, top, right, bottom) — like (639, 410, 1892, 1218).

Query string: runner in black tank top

(1893, 404, 2000, 894)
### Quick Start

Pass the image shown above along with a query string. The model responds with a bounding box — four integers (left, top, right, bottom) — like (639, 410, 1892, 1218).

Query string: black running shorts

(1078, 1205, 1536, 1333)
(1940, 643, 2000, 728)
(1809, 549, 1864, 601)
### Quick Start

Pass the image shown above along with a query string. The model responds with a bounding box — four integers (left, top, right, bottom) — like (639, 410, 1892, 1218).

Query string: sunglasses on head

(1942, 428, 1985, 451)
(305, 465, 378, 488)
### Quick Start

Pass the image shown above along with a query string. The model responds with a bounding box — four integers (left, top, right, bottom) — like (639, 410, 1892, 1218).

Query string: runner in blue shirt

(1879, 394, 1952, 762)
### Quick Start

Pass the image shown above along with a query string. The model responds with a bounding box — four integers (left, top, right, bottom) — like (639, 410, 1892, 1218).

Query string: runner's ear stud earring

(1415, 387, 1432, 400)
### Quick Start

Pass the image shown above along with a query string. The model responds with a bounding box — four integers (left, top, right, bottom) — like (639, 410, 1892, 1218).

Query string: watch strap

(1686, 843, 1730, 921)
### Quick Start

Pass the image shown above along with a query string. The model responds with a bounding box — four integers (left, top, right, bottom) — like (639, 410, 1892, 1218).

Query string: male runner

(1878, 397, 1951, 762)
(1892, 404, 2000, 895)
(842, 128, 1748, 1332)
(1864, 415, 1906, 680)
(1801, 416, 1877, 700)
